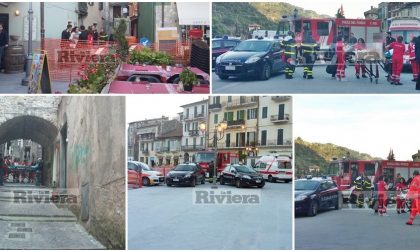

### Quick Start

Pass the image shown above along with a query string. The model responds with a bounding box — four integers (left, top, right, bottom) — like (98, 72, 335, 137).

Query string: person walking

(335, 36, 346, 81)
(301, 31, 318, 80)
(377, 176, 389, 216)
(0, 23, 9, 72)
(283, 31, 297, 79)
(354, 38, 367, 79)
(395, 177, 408, 214)
(408, 36, 418, 82)
(387, 36, 405, 85)
(406, 170, 420, 225)
(353, 176, 364, 208)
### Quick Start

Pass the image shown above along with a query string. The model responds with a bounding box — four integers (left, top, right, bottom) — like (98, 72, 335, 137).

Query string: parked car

(212, 36, 241, 67)
(220, 164, 265, 188)
(215, 38, 286, 80)
(295, 177, 341, 217)
(166, 163, 205, 187)
(128, 161, 164, 186)
(128, 165, 142, 187)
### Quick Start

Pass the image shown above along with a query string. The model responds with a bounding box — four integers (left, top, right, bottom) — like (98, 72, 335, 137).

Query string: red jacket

(335, 41, 345, 62)
(377, 180, 387, 198)
(408, 42, 416, 60)
(408, 175, 420, 199)
(354, 43, 366, 51)
(389, 42, 405, 60)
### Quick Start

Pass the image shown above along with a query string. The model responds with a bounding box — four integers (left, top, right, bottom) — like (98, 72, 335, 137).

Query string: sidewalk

(0, 72, 70, 94)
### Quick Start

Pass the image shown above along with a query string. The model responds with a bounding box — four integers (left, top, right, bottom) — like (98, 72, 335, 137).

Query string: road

(0, 73, 69, 94)
(212, 66, 420, 94)
(128, 182, 292, 250)
(295, 203, 420, 250)
(0, 183, 104, 249)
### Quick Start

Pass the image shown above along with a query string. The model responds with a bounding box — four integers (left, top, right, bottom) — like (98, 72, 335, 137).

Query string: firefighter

(377, 176, 389, 216)
(386, 35, 405, 85)
(362, 174, 372, 203)
(395, 177, 407, 214)
(353, 176, 364, 208)
(406, 170, 420, 225)
(283, 31, 297, 79)
(301, 31, 319, 79)
(335, 35, 346, 81)
(408, 36, 418, 82)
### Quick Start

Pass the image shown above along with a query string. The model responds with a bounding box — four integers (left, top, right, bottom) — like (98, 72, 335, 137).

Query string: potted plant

(179, 68, 198, 92)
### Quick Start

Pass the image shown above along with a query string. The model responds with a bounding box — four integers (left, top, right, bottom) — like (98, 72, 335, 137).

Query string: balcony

(208, 103, 222, 111)
(227, 119, 245, 128)
(188, 130, 200, 136)
(184, 113, 205, 121)
(271, 96, 291, 102)
(270, 114, 290, 123)
(141, 149, 149, 155)
(140, 135, 155, 141)
(257, 138, 293, 147)
(224, 97, 258, 110)
(156, 147, 169, 153)
(181, 145, 205, 151)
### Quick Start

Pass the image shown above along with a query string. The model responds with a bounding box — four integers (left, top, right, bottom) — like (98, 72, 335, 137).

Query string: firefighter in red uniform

(395, 177, 407, 214)
(386, 36, 405, 85)
(408, 36, 418, 82)
(406, 170, 420, 225)
(354, 38, 367, 79)
(335, 36, 346, 81)
(377, 176, 389, 216)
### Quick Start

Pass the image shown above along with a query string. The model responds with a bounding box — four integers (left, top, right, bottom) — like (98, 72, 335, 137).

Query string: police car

(212, 36, 241, 68)
(295, 176, 342, 217)
(215, 38, 286, 81)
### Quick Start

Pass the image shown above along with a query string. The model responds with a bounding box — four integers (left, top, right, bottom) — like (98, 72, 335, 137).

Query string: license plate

(256, 180, 261, 183)
(173, 178, 179, 182)
(225, 65, 235, 70)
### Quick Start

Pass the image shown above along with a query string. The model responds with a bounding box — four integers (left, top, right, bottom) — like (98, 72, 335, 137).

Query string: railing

(257, 138, 293, 146)
(141, 149, 149, 154)
(156, 147, 169, 153)
(270, 114, 290, 122)
(208, 103, 221, 110)
(181, 145, 205, 151)
(224, 97, 258, 110)
(189, 130, 200, 136)
(185, 113, 205, 121)
(227, 119, 245, 127)
(140, 136, 155, 141)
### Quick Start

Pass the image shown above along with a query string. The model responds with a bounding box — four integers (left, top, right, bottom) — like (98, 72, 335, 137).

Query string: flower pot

(183, 85, 193, 92)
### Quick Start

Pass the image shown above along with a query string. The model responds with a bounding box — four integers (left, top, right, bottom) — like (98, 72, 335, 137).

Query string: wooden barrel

(5, 45, 25, 73)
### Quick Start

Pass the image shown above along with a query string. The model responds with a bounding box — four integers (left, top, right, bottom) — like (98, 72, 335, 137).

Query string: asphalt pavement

(212, 66, 420, 94)
(0, 73, 69, 93)
(295, 203, 420, 250)
(128, 181, 292, 250)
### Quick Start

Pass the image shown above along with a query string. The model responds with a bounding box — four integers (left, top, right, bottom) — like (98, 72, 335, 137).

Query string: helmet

(356, 176, 361, 181)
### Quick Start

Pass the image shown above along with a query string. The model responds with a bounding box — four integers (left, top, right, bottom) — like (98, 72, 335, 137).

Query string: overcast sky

(126, 95, 208, 126)
(294, 96, 420, 161)
(281, 0, 382, 19)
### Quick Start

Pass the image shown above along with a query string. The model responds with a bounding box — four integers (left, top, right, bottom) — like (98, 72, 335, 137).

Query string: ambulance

(253, 155, 293, 183)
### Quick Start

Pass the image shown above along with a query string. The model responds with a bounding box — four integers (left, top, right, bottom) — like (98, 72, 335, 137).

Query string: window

(224, 40, 239, 48)
(226, 133, 231, 147)
(212, 96, 220, 104)
(228, 96, 232, 102)
(247, 108, 257, 119)
(186, 108, 189, 118)
(212, 40, 222, 49)
(224, 112, 234, 121)
(200, 137, 203, 146)
(364, 163, 375, 176)
(214, 114, 218, 124)
(201, 105, 205, 115)
(194, 106, 197, 117)
(277, 129, 284, 145)
(317, 22, 329, 36)
(261, 130, 267, 146)
(237, 110, 245, 120)
(246, 132, 256, 145)
(185, 138, 189, 146)
(262, 107, 268, 119)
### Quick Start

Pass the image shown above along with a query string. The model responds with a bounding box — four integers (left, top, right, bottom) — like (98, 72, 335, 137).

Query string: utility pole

(21, 2, 33, 86)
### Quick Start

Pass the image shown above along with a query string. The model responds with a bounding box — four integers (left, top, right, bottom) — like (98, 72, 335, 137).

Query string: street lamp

(22, 2, 33, 86)
(199, 121, 227, 186)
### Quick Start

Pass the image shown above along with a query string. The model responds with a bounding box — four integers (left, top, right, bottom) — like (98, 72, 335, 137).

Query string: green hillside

(295, 137, 379, 176)
(212, 2, 330, 37)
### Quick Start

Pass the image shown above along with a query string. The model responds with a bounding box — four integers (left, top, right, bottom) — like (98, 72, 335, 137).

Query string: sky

(126, 95, 208, 126)
(282, 0, 382, 19)
(294, 96, 420, 161)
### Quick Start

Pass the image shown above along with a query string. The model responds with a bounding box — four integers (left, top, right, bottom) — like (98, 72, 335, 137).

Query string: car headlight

(216, 55, 222, 64)
(184, 173, 192, 178)
(295, 194, 308, 201)
(245, 56, 260, 64)
(243, 175, 251, 180)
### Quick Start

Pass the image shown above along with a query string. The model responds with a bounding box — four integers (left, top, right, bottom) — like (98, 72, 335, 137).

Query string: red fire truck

(328, 159, 420, 200)
(195, 150, 239, 178)
(277, 17, 382, 60)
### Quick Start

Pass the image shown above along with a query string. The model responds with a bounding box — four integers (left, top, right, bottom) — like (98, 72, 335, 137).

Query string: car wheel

(284, 179, 291, 183)
(191, 178, 196, 187)
(142, 177, 150, 186)
(268, 175, 275, 183)
(308, 200, 319, 217)
(235, 179, 242, 188)
(166, 181, 171, 187)
(220, 176, 225, 185)
(257, 182, 265, 188)
(260, 62, 271, 80)
(218, 74, 229, 80)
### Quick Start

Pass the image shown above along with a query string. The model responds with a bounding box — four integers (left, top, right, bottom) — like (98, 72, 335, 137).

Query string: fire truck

(253, 156, 293, 183)
(276, 17, 382, 60)
(328, 159, 420, 200)
(195, 150, 239, 178)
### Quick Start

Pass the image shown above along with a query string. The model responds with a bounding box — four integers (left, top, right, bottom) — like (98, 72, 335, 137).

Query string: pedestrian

(408, 35, 418, 82)
(354, 38, 367, 79)
(377, 175, 389, 216)
(348, 32, 357, 46)
(283, 31, 297, 79)
(385, 31, 396, 47)
(0, 157, 4, 186)
(0, 23, 9, 72)
(335, 35, 346, 81)
(99, 28, 108, 41)
(61, 24, 72, 40)
(415, 35, 420, 90)
(79, 25, 88, 41)
(395, 177, 407, 214)
(87, 26, 94, 45)
(92, 24, 99, 42)
(406, 170, 420, 225)
(209, 161, 215, 179)
(69, 27, 79, 48)
(353, 176, 364, 208)
(386, 36, 405, 85)
(301, 31, 318, 79)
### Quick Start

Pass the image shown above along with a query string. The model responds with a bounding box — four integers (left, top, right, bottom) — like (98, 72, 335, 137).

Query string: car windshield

(295, 180, 320, 191)
(233, 40, 271, 52)
(173, 165, 195, 171)
(235, 165, 257, 174)
(140, 163, 152, 171)
(196, 153, 215, 162)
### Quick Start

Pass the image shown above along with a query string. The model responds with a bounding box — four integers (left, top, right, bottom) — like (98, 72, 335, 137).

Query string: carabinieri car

(215, 38, 286, 81)
(220, 164, 265, 188)
(295, 177, 341, 217)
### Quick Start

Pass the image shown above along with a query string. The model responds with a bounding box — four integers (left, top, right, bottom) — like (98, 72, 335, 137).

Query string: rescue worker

(283, 31, 297, 79)
(395, 177, 407, 214)
(353, 176, 364, 208)
(377, 176, 389, 216)
(406, 170, 420, 225)
(354, 38, 367, 79)
(362, 173, 372, 203)
(386, 35, 405, 85)
(408, 36, 418, 82)
(301, 31, 318, 80)
(335, 35, 346, 81)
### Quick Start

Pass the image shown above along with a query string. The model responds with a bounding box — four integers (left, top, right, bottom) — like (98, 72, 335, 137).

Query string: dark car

(220, 164, 265, 188)
(212, 36, 241, 67)
(166, 163, 205, 187)
(215, 38, 286, 81)
(295, 178, 341, 217)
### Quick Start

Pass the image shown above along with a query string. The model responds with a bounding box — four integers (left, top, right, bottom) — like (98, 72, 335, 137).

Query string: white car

(127, 161, 164, 186)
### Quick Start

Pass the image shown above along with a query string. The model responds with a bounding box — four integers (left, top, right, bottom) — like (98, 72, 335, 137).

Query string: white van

(254, 156, 292, 183)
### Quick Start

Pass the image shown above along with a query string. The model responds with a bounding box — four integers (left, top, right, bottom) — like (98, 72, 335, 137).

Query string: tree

(336, 4, 345, 18)
(387, 149, 395, 161)
(114, 20, 129, 62)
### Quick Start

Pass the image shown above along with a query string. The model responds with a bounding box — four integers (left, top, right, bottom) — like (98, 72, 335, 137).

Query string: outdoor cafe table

(108, 81, 210, 94)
